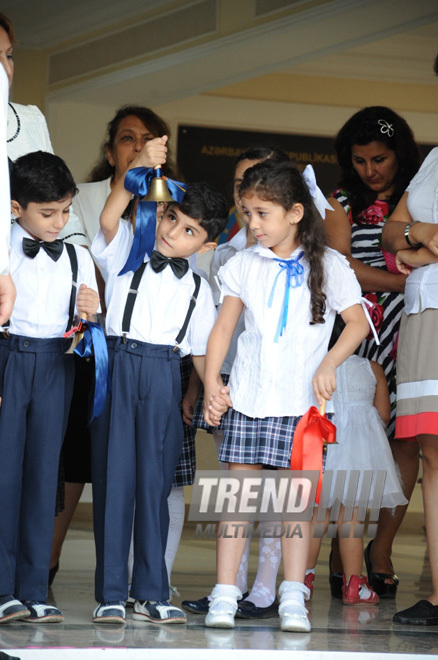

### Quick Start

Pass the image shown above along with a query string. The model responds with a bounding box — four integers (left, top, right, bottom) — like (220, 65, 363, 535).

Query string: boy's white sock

(165, 486, 185, 585)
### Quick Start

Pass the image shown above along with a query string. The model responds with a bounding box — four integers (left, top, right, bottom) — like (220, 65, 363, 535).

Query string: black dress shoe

(181, 595, 210, 614)
(393, 600, 438, 625)
(329, 550, 343, 599)
(48, 561, 59, 587)
(182, 591, 249, 614)
(236, 598, 279, 619)
(364, 540, 398, 599)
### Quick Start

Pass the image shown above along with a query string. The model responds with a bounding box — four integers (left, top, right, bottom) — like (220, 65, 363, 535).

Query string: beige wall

(44, 94, 438, 186)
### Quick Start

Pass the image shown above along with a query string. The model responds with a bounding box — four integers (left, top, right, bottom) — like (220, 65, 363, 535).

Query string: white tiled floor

(3, 514, 438, 659)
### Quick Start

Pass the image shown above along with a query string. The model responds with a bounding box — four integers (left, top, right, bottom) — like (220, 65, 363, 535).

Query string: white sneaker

(205, 596, 238, 629)
(278, 599, 311, 633)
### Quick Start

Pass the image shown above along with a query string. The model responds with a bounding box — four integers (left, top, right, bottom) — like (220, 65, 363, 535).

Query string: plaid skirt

(220, 408, 331, 468)
(191, 374, 230, 433)
(173, 355, 197, 487)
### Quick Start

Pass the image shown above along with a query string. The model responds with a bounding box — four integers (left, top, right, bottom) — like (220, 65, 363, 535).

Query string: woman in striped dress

(325, 106, 421, 599)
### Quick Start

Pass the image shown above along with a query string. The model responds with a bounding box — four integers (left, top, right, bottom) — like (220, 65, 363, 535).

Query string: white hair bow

(302, 164, 334, 220)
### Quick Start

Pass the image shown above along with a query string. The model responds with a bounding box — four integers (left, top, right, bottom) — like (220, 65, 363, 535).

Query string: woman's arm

(382, 192, 438, 257)
(312, 303, 369, 405)
(99, 136, 168, 244)
(395, 247, 438, 275)
(203, 295, 244, 426)
(325, 198, 406, 294)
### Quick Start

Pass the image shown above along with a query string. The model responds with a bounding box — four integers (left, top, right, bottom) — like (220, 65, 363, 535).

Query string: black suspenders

(121, 261, 201, 351)
(65, 243, 78, 332)
(4, 242, 78, 333)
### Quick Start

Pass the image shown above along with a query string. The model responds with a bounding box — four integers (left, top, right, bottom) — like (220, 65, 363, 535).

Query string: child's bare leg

(307, 506, 329, 570)
(213, 431, 250, 594)
(216, 463, 261, 585)
(338, 507, 364, 579)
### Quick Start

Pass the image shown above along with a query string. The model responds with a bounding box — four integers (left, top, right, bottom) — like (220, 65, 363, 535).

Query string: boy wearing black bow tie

(0, 151, 99, 624)
(90, 137, 227, 625)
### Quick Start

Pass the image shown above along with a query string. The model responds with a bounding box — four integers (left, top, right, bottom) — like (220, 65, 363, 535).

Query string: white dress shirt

(91, 222, 216, 357)
(404, 148, 438, 315)
(72, 178, 112, 248)
(219, 244, 362, 418)
(0, 67, 9, 276)
(7, 222, 98, 338)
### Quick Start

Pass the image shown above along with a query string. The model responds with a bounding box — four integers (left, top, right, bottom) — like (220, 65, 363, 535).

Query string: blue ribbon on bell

(118, 167, 187, 275)
(74, 320, 109, 421)
(268, 251, 304, 342)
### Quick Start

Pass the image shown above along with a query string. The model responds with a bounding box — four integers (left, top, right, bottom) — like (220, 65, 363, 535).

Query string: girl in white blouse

(203, 160, 369, 633)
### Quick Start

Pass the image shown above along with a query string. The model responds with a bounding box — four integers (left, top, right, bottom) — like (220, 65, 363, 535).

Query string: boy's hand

(132, 136, 168, 170)
(312, 361, 337, 406)
(76, 284, 100, 318)
(0, 274, 16, 326)
(182, 368, 202, 425)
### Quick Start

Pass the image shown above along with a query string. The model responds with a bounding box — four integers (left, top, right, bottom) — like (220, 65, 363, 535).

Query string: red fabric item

(290, 406, 337, 504)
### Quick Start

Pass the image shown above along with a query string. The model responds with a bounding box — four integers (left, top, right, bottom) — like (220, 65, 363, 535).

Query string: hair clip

(378, 119, 394, 138)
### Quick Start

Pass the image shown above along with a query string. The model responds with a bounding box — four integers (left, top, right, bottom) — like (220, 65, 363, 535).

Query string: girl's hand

(132, 136, 168, 170)
(395, 250, 414, 275)
(312, 361, 337, 406)
(204, 382, 232, 427)
(76, 284, 100, 318)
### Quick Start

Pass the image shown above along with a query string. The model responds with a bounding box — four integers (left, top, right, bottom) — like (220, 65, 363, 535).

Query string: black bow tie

(149, 250, 189, 279)
(22, 238, 64, 262)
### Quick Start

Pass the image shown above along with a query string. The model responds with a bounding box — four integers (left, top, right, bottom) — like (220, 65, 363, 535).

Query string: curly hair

(87, 105, 178, 182)
(334, 106, 420, 221)
(239, 160, 327, 325)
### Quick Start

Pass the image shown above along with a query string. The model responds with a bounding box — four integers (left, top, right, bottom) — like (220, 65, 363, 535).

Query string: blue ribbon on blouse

(74, 320, 108, 421)
(118, 167, 187, 275)
(268, 251, 305, 342)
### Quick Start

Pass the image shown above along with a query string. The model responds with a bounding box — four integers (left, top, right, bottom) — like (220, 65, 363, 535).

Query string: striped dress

(330, 189, 405, 439)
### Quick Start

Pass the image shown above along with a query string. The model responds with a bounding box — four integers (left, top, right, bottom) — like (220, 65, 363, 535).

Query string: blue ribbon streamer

(268, 251, 304, 342)
(119, 167, 187, 275)
(74, 320, 109, 421)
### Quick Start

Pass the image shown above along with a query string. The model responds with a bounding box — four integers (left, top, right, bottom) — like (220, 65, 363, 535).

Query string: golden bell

(142, 176, 174, 202)
(141, 166, 174, 202)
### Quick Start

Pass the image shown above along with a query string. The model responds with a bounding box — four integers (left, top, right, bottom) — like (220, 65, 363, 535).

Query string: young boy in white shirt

(90, 137, 229, 625)
(0, 151, 99, 624)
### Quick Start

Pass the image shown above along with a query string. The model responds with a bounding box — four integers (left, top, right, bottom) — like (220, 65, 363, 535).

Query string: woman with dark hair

(73, 105, 178, 244)
(325, 106, 421, 600)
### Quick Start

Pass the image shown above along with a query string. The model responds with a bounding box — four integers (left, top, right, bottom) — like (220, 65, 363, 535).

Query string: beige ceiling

(2, 0, 438, 111)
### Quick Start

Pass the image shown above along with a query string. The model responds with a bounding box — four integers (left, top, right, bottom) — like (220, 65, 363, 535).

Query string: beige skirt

(396, 308, 438, 439)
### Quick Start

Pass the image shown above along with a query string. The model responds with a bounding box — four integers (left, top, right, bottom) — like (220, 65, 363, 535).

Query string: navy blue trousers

(91, 337, 183, 603)
(0, 334, 74, 600)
